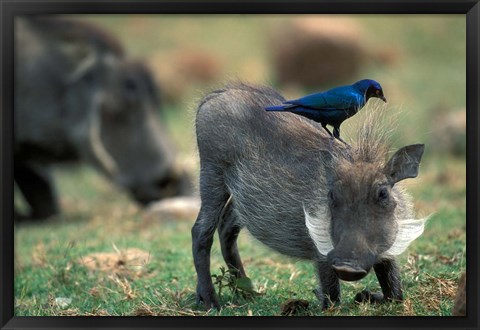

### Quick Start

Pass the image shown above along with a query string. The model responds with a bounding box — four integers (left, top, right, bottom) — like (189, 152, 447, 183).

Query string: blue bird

(265, 79, 387, 141)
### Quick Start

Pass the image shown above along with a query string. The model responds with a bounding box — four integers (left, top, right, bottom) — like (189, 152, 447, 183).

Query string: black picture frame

(1, 1, 478, 329)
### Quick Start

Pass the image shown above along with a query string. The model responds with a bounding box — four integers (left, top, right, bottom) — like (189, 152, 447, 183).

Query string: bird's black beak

(380, 95, 387, 103)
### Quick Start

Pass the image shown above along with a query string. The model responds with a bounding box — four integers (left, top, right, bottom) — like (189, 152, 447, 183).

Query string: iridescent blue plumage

(265, 79, 387, 141)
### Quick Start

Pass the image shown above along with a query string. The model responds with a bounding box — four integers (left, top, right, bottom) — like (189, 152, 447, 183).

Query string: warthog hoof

(313, 288, 340, 310)
(355, 290, 403, 304)
(196, 285, 220, 310)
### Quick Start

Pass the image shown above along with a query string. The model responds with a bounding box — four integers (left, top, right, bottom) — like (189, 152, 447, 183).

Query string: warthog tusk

(89, 101, 119, 177)
(66, 46, 98, 84)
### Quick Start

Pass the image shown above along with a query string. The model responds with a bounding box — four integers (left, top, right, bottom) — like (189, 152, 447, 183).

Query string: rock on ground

(145, 196, 201, 221)
(269, 17, 367, 88)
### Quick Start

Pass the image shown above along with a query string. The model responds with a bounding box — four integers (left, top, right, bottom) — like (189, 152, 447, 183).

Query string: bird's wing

(265, 104, 297, 111)
(287, 87, 363, 110)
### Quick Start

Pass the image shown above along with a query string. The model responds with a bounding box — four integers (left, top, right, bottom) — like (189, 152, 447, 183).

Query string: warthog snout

(326, 234, 376, 282)
(129, 171, 191, 205)
(130, 183, 164, 205)
(331, 259, 369, 281)
(328, 248, 375, 281)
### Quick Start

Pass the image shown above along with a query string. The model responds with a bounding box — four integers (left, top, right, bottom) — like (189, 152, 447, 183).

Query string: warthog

(192, 82, 427, 310)
(15, 16, 191, 220)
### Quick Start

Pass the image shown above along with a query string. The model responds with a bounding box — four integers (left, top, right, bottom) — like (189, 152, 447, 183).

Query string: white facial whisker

(303, 204, 334, 256)
(384, 215, 432, 256)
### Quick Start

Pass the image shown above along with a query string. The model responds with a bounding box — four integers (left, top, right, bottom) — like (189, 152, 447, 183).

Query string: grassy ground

(14, 15, 466, 316)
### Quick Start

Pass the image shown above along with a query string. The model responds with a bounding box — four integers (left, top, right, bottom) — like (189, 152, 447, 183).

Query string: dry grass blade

(109, 275, 137, 300)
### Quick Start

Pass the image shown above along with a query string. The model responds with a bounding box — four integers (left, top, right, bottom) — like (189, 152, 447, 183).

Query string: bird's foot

(322, 126, 333, 137)
(335, 136, 348, 145)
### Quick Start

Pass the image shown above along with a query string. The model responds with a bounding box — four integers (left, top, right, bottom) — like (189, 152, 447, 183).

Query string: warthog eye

(328, 190, 339, 208)
(328, 190, 334, 201)
(124, 77, 137, 92)
(82, 71, 97, 85)
(377, 187, 389, 201)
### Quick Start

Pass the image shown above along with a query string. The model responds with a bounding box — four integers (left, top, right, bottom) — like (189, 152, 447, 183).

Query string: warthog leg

(191, 164, 229, 310)
(15, 164, 59, 220)
(354, 258, 403, 304)
(218, 195, 246, 278)
(315, 260, 341, 310)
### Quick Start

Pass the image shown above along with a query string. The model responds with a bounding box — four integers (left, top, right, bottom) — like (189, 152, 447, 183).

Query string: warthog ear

(384, 144, 425, 184)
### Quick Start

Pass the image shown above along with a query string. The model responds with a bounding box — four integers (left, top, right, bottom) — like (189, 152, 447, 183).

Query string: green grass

(14, 153, 465, 316)
(14, 15, 466, 316)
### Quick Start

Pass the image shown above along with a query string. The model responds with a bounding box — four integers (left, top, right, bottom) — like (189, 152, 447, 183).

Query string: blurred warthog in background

(15, 16, 192, 221)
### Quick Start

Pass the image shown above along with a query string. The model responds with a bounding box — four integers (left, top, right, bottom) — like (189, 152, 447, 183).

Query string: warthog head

(17, 17, 191, 205)
(305, 125, 427, 281)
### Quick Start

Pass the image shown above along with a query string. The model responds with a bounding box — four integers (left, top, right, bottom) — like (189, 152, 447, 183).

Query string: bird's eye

(375, 89, 380, 95)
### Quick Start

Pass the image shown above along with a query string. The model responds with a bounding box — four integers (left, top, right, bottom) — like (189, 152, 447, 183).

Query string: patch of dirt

(78, 248, 151, 278)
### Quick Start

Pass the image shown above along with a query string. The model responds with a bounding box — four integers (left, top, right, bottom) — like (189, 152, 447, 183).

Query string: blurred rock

(175, 50, 221, 82)
(146, 196, 200, 221)
(373, 48, 403, 67)
(148, 49, 223, 104)
(269, 17, 368, 88)
(430, 108, 466, 157)
(55, 297, 72, 309)
(452, 272, 466, 316)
